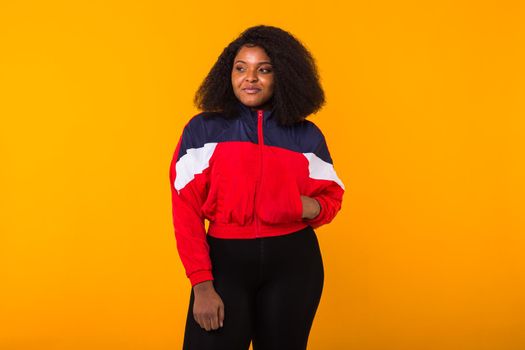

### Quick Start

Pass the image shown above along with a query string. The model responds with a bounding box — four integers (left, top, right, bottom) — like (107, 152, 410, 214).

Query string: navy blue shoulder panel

(176, 112, 247, 161)
(176, 112, 332, 164)
(264, 119, 333, 164)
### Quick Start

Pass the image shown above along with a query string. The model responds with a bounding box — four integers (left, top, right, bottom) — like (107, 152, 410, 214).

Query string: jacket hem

(207, 222, 309, 239)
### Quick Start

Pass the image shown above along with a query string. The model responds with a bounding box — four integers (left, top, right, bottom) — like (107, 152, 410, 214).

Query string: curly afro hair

(193, 25, 326, 126)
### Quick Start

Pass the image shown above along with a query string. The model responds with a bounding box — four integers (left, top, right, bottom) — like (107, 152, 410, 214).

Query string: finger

(210, 314, 219, 330)
(218, 303, 225, 327)
(203, 317, 211, 331)
(192, 306, 201, 325)
(194, 314, 204, 329)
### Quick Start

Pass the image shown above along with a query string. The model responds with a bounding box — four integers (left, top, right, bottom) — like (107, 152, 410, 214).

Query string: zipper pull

(258, 110, 264, 144)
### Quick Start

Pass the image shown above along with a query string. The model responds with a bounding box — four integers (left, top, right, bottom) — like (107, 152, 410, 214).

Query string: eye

(260, 67, 273, 73)
(235, 66, 245, 72)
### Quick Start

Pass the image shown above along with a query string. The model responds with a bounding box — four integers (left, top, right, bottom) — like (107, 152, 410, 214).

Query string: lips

(242, 86, 262, 94)
(243, 88, 261, 94)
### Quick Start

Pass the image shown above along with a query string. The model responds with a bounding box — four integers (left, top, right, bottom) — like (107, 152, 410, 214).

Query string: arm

(169, 123, 214, 287)
(302, 134, 345, 229)
(170, 126, 225, 331)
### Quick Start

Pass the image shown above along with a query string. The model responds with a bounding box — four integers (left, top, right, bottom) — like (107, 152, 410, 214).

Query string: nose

(245, 69, 258, 82)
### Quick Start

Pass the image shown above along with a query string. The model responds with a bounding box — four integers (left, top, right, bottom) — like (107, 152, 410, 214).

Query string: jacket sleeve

(302, 133, 345, 229)
(169, 123, 214, 287)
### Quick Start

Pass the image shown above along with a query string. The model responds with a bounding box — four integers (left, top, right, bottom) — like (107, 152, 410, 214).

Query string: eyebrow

(234, 60, 273, 65)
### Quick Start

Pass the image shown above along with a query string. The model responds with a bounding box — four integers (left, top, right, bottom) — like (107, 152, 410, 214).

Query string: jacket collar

(236, 100, 275, 121)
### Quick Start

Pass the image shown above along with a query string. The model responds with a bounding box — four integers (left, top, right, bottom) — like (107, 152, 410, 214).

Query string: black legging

(182, 225, 324, 350)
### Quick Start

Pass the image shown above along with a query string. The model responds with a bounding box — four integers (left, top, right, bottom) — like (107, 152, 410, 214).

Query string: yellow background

(1, 1, 524, 349)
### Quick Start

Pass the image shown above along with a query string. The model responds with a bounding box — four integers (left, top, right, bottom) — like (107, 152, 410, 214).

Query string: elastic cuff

(189, 270, 214, 287)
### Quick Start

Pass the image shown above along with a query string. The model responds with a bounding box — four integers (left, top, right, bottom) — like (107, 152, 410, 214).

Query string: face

(231, 45, 275, 110)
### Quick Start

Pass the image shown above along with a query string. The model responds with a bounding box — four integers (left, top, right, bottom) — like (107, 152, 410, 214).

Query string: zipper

(254, 109, 264, 238)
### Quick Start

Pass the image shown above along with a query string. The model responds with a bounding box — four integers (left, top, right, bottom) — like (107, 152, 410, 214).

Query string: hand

(300, 195, 321, 220)
(192, 280, 224, 331)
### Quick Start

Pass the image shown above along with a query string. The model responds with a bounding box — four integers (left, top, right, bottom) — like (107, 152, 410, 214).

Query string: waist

(207, 221, 310, 239)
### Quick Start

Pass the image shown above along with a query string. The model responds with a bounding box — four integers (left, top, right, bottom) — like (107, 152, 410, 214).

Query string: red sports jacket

(169, 102, 345, 286)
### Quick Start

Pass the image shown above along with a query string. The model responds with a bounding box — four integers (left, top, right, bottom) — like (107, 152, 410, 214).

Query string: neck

(250, 102, 273, 111)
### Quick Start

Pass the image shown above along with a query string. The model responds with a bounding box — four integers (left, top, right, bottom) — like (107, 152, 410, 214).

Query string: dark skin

(192, 44, 321, 332)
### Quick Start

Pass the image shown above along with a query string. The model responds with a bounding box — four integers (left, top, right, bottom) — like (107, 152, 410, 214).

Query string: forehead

(234, 45, 271, 62)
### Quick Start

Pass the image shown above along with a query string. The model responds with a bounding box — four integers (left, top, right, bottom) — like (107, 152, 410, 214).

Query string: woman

(169, 25, 345, 350)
